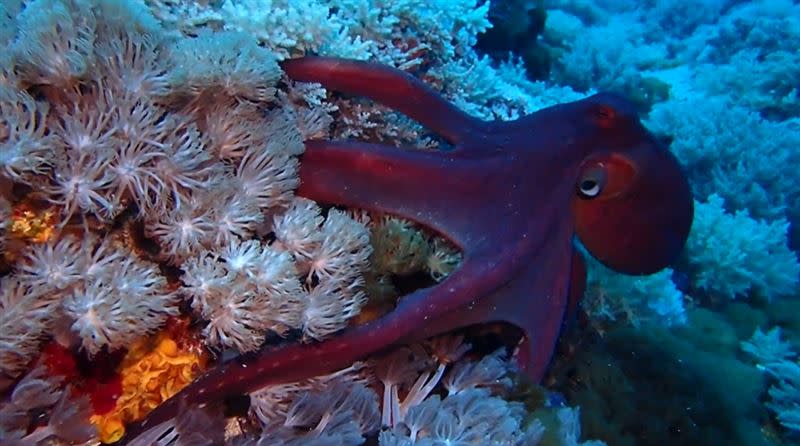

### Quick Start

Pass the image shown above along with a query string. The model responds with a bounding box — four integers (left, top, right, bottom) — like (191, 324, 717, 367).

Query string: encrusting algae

(8, 201, 57, 244)
(91, 320, 208, 443)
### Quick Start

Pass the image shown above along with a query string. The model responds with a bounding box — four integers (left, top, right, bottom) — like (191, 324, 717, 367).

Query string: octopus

(122, 56, 693, 440)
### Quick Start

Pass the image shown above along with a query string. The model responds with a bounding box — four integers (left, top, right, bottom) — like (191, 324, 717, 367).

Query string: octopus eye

(578, 179, 601, 197)
(577, 166, 606, 199)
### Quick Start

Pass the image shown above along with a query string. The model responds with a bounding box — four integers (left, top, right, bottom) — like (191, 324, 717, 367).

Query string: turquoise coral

(686, 194, 799, 301)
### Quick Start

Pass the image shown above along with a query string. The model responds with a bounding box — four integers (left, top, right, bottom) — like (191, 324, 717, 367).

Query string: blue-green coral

(687, 195, 799, 301)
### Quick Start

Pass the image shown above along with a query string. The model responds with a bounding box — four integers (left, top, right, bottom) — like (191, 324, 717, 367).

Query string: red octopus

(123, 57, 693, 439)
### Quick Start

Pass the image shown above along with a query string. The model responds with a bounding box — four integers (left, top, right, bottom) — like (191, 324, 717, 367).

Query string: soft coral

(0, 89, 54, 185)
(11, 0, 95, 90)
(13, 234, 179, 356)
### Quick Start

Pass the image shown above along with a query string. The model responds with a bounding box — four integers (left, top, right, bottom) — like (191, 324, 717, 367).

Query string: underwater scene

(0, 0, 799, 445)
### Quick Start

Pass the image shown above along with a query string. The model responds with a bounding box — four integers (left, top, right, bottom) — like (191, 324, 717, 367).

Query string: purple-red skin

(121, 57, 693, 440)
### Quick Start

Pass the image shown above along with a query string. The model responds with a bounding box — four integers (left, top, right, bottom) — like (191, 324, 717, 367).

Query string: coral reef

(476, 0, 551, 80)
(1, 0, 309, 373)
(539, 2, 800, 444)
(1, 0, 798, 445)
(1, 0, 603, 444)
(546, 307, 773, 446)
(686, 195, 799, 302)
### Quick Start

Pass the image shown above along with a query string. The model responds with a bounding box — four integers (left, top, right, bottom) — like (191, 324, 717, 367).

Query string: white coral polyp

(12, 0, 95, 88)
(220, 239, 263, 274)
(64, 284, 121, 354)
(18, 236, 84, 290)
(148, 199, 215, 263)
(272, 197, 325, 259)
(302, 279, 366, 342)
(182, 238, 306, 351)
(35, 236, 179, 355)
(0, 90, 54, 183)
(307, 209, 372, 281)
(271, 199, 373, 342)
(203, 286, 268, 351)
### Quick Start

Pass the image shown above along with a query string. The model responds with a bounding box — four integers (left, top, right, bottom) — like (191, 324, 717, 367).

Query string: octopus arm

(281, 56, 486, 145)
